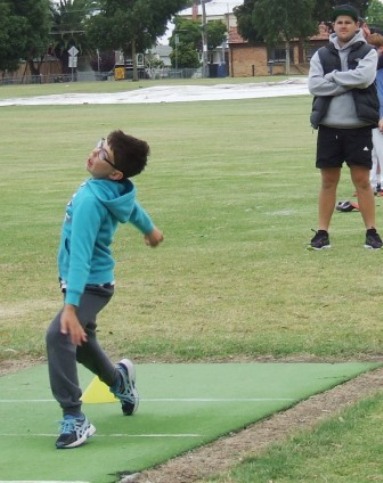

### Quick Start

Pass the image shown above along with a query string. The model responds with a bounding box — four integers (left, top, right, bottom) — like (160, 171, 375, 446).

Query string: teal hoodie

(58, 178, 155, 306)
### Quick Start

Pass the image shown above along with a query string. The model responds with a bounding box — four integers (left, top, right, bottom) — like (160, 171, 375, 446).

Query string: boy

(308, 4, 382, 250)
(46, 130, 164, 449)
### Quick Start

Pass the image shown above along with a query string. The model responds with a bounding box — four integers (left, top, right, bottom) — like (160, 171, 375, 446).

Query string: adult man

(308, 4, 382, 250)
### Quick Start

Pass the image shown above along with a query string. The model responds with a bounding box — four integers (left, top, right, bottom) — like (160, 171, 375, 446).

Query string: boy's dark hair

(107, 130, 150, 179)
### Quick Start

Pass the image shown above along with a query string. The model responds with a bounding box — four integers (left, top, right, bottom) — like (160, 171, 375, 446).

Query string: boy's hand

(144, 227, 164, 247)
(60, 304, 88, 346)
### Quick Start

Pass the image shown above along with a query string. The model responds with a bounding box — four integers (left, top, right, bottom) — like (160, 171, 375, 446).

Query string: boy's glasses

(96, 138, 115, 168)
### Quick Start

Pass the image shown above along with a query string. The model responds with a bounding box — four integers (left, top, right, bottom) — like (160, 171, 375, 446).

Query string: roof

(228, 26, 244, 44)
(153, 45, 172, 56)
(228, 24, 331, 44)
(179, 0, 244, 17)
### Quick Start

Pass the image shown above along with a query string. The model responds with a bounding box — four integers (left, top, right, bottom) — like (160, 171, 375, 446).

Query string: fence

(0, 65, 227, 86)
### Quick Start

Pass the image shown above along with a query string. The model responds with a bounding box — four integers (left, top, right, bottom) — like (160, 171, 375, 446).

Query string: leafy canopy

(86, 0, 188, 55)
(0, 0, 51, 73)
(366, 0, 383, 26)
(235, 0, 370, 45)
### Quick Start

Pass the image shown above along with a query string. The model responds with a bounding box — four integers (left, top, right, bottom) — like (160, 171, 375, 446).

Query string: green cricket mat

(0, 362, 379, 483)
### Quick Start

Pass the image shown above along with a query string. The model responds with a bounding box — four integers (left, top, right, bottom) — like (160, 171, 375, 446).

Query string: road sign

(68, 56, 78, 68)
(68, 46, 79, 57)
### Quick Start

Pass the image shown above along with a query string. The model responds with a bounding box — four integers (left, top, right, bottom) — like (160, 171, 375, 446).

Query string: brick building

(228, 22, 331, 77)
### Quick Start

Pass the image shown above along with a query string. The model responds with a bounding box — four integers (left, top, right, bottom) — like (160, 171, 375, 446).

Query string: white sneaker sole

(58, 423, 96, 449)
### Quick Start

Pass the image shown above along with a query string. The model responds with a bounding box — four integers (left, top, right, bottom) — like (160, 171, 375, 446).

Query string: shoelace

(59, 417, 82, 434)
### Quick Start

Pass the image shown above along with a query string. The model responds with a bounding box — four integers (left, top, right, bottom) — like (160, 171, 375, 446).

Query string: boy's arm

(129, 200, 154, 232)
(129, 200, 164, 247)
(60, 304, 87, 346)
(60, 196, 103, 345)
(144, 226, 164, 247)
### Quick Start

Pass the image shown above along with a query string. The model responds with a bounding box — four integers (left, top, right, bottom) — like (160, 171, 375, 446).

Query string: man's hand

(60, 304, 87, 346)
(144, 227, 164, 247)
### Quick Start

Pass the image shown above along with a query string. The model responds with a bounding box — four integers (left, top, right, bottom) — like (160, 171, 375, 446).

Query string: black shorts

(316, 125, 373, 169)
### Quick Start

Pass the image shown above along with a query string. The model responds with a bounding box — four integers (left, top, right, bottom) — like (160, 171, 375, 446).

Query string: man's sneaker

(308, 229, 331, 250)
(56, 414, 96, 449)
(365, 228, 383, 249)
(110, 358, 139, 415)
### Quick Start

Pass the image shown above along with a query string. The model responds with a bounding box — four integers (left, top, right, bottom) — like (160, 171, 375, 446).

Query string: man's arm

(308, 51, 349, 97)
(325, 48, 378, 89)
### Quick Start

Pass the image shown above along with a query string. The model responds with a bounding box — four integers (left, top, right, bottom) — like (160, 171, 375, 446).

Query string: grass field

(1, 79, 383, 481)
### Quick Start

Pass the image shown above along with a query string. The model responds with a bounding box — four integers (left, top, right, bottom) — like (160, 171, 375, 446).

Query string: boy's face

(87, 139, 121, 180)
(334, 15, 359, 44)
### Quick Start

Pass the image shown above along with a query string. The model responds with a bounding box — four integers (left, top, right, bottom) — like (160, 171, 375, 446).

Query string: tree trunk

(285, 39, 290, 75)
(132, 39, 138, 82)
(298, 37, 304, 64)
(28, 59, 40, 76)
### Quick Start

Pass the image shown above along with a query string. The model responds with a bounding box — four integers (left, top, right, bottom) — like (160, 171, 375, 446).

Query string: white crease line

(0, 399, 55, 403)
(141, 398, 295, 402)
(0, 433, 202, 438)
(0, 398, 295, 403)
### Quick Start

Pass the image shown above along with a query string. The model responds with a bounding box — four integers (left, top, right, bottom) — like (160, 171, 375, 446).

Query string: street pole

(201, 0, 208, 78)
(284, 0, 290, 75)
(175, 34, 179, 72)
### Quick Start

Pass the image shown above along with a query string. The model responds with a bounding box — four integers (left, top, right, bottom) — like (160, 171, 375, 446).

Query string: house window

(268, 47, 294, 64)
(306, 46, 320, 62)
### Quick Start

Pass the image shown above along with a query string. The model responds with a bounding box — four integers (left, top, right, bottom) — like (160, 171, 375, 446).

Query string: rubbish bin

(217, 64, 227, 78)
(209, 64, 218, 78)
(114, 65, 125, 81)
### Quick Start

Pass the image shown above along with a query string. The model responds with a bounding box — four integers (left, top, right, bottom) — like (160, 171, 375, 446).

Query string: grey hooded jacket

(309, 30, 379, 129)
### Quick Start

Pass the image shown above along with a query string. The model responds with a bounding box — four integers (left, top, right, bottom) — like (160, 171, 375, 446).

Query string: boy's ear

(108, 170, 124, 181)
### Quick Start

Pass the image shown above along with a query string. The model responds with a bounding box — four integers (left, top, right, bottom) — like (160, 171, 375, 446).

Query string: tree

(13, 0, 52, 76)
(206, 20, 227, 51)
(50, 0, 96, 75)
(0, 1, 28, 73)
(169, 42, 200, 69)
(169, 17, 202, 68)
(366, 0, 383, 27)
(235, 0, 371, 45)
(0, 0, 51, 77)
(234, 0, 264, 44)
(86, 0, 189, 81)
(313, 0, 369, 22)
(168, 16, 227, 69)
(235, 0, 317, 74)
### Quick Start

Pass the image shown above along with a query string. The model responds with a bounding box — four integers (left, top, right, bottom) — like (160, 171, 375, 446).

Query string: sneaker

(365, 228, 383, 249)
(308, 229, 331, 250)
(335, 200, 359, 212)
(110, 358, 139, 415)
(55, 414, 96, 449)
